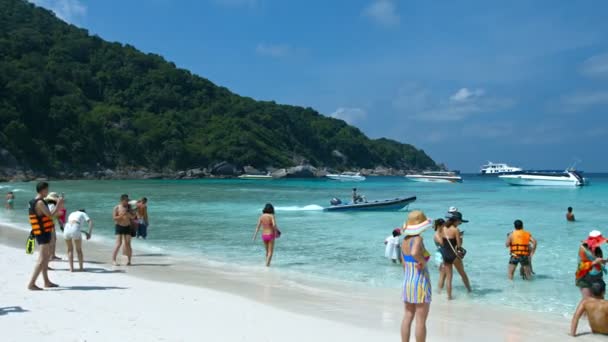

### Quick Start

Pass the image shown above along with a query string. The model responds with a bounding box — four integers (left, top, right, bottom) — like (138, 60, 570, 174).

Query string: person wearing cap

(576, 230, 607, 298)
(506, 220, 537, 280)
(440, 211, 472, 299)
(570, 280, 608, 336)
(63, 209, 93, 272)
(385, 228, 402, 264)
(400, 210, 432, 342)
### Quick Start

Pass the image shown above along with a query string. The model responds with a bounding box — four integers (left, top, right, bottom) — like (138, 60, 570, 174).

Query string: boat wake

(275, 205, 324, 212)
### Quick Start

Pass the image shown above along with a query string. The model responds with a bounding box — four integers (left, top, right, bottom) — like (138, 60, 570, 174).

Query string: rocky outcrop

(243, 166, 264, 175)
(210, 162, 239, 176)
(285, 165, 317, 178)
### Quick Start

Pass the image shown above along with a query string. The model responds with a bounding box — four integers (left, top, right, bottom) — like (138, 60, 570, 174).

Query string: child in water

(384, 228, 402, 263)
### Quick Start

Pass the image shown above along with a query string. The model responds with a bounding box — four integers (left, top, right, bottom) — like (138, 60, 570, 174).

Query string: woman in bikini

(433, 219, 447, 294)
(440, 212, 472, 300)
(253, 203, 280, 267)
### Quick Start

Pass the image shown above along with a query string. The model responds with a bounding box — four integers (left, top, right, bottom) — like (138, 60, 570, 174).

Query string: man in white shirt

(63, 209, 93, 272)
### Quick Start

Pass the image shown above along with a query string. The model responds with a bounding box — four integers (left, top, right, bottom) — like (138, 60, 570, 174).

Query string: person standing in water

(63, 209, 93, 272)
(506, 219, 537, 280)
(570, 280, 608, 336)
(576, 230, 607, 298)
(400, 210, 433, 342)
(136, 197, 149, 239)
(567, 207, 576, 222)
(44, 192, 64, 263)
(252, 203, 280, 267)
(5, 191, 14, 210)
(439, 212, 472, 299)
(385, 228, 402, 264)
(112, 194, 135, 266)
(432, 219, 447, 294)
(27, 182, 63, 290)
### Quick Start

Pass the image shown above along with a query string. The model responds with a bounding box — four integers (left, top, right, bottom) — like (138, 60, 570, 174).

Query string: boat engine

(330, 198, 342, 206)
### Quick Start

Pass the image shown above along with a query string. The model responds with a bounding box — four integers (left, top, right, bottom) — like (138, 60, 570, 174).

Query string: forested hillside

(0, 0, 438, 175)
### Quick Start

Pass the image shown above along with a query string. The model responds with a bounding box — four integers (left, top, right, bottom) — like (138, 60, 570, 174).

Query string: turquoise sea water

(2, 175, 608, 316)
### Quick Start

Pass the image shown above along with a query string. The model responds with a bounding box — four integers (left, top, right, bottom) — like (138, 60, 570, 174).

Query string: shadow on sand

(133, 253, 168, 257)
(0, 306, 28, 316)
(52, 286, 128, 291)
(128, 263, 172, 267)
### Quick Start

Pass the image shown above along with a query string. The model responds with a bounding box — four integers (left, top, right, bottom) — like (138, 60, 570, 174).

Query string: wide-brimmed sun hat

(446, 211, 469, 223)
(402, 210, 432, 236)
(44, 192, 60, 202)
(584, 230, 608, 250)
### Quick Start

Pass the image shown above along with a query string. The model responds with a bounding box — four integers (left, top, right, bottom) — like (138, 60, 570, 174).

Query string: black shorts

(509, 255, 530, 266)
(35, 231, 52, 245)
(115, 225, 131, 235)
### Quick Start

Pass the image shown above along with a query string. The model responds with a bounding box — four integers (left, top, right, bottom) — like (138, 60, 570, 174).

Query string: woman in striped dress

(400, 210, 432, 342)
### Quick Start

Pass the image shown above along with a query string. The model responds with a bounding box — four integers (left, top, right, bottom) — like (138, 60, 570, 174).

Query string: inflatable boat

(324, 196, 416, 212)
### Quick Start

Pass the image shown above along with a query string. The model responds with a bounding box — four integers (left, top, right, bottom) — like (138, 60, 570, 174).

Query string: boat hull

(324, 196, 416, 211)
(499, 174, 585, 187)
(326, 175, 366, 182)
(405, 176, 462, 183)
(238, 175, 274, 180)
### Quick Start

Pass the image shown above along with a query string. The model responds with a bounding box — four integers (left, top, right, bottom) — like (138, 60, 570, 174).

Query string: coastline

(0, 223, 602, 341)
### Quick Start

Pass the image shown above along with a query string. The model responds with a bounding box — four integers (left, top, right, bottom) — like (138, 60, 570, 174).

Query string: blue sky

(32, 0, 608, 171)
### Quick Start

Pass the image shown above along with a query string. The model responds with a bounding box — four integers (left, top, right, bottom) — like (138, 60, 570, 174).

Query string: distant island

(0, 0, 439, 181)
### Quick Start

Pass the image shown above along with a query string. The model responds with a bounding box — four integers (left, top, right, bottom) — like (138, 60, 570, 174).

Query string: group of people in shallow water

(25, 182, 149, 290)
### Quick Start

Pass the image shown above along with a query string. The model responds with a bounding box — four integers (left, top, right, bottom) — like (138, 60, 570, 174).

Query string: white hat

(448, 206, 458, 213)
(589, 230, 602, 238)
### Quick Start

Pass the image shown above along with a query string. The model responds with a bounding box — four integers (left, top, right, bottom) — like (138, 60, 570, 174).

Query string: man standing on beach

(27, 182, 63, 290)
(136, 197, 149, 239)
(570, 280, 608, 336)
(111, 194, 135, 265)
(506, 220, 537, 280)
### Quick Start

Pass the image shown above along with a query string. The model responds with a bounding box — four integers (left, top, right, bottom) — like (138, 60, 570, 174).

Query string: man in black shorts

(111, 194, 135, 265)
(506, 220, 537, 280)
(27, 182, 64, 290)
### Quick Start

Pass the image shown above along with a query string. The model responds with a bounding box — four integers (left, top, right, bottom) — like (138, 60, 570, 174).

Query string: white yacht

(480, 162, 523, 175)
(405, 171, 463, 183)
(499, 170, 587, 187)
(326, 172, 366, 182)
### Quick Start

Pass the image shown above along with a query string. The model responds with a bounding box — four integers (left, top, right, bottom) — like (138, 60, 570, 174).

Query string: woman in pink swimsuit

(253, 203, 280, 267)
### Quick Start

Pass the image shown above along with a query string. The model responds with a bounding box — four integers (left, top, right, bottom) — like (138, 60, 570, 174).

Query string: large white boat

(499, 170, 587, 187)
(480, 162, 523, 175)
(405, 171, 463, 183)
(326, 172, 366, 182)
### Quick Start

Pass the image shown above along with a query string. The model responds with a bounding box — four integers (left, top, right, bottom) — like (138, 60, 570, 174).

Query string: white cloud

(559, 91, 608, 112)
(255, 43, 292, 58)
(213, 0, 258, 8)
(30, 0, 86, 23)
(330, 107, 367, 125)
(393, 84, 513, 122)
(581, 53, 608, 77)
(450, 88, 485, 102)
(363, 0, 400, 28)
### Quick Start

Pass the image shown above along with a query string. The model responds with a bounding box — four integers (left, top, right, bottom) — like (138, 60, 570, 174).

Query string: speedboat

(480, 162, 523, 175)
(326, 172, 366, 182)
(324, 196, 416, 211)
(405, 171, 462, 183)
(238, 173, 273, 180)
(499, 170, 587, 187)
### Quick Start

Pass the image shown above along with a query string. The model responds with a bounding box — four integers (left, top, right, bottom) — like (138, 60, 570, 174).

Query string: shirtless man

(27, 182, 63, 290)
(567, 207, 576, 222)
(136, 197, 149, 239)
(571, 280, 608, 336)
(111, 194, 135, 265)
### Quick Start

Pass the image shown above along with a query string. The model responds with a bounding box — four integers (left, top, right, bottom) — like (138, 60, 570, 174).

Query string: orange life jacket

(28, 198, 54, 236)
(510, 230, 531, 256)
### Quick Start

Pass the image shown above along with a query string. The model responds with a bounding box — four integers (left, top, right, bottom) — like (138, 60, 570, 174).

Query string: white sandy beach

(0, 224, 603, 342)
